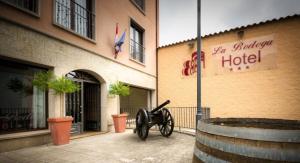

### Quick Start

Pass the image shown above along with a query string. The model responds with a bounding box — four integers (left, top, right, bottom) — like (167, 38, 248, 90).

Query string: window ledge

(53, 22, 96, 44)
(130, 0, 146, 16)
(0, 130, 50, 141)
(129, 58, 146, 66)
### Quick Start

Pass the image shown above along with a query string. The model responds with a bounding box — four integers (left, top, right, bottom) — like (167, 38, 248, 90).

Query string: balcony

(130, 39, 145, 64)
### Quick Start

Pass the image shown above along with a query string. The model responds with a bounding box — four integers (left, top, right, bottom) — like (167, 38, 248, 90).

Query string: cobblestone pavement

(0, 130, 195, 163)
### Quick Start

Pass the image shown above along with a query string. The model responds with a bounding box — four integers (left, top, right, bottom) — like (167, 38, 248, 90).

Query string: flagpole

(196, 0, 202, 127)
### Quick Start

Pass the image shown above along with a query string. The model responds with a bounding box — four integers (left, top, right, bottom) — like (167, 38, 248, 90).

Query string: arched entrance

(65, 70, 101, 134)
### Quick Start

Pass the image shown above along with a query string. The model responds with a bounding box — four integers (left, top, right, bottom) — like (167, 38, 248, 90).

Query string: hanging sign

(211, 34, 276, 74)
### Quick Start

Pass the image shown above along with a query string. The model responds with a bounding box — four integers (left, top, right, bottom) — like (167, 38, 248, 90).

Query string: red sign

(182, 51, 205, 76)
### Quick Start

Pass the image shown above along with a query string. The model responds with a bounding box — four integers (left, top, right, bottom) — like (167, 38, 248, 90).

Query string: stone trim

(0, 130, 50, 141)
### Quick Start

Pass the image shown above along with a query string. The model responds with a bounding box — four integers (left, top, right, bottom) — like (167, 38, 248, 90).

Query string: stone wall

(0, 131, 51, 153)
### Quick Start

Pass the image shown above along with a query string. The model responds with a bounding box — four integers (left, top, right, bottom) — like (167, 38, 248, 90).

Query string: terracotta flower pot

(48, 116, 73, 145)
(112, 114, 127, 133)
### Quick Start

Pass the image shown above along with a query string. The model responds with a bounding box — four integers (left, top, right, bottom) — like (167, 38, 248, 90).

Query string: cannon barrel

(150, 100, 170, 113)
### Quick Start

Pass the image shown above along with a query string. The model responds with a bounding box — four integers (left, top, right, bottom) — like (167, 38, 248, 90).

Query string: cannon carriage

(134, 100, 174, 140)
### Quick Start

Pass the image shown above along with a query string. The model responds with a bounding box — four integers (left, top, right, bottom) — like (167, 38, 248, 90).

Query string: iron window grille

(55, 0, 95, 40)
(1, 0, 39, 15)
(131, 0, 145, 11)
(130, 39, 145, 63)
(130, 21, 145, 64)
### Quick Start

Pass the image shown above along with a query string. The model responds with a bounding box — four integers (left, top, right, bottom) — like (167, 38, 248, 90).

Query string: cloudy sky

(159, 0, 300, 46)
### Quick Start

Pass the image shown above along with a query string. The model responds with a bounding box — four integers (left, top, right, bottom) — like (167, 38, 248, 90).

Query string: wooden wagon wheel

(159, 108, 174, 137)
(135, 109, 149, 140)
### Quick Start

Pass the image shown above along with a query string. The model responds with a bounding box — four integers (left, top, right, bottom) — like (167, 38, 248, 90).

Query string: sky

(159, 0, 300, 46)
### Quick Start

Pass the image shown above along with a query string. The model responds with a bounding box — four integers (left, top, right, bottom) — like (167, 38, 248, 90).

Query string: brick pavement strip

(0, 130, 195, 163)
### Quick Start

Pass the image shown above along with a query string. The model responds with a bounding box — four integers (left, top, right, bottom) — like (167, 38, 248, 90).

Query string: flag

(116, 31, 126, 48)
(114, 30, 126, 58)
(114, 23, 119, 44)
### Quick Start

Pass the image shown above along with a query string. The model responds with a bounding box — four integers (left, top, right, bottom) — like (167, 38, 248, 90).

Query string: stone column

(101, 83, 108, 132)
(48, 69, 65, 118)
(151, 90, 157, 108)
(106, 94, 120, 132)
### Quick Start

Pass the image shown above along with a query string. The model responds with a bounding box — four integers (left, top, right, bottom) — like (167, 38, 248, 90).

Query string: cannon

(135, 100, 174, 140)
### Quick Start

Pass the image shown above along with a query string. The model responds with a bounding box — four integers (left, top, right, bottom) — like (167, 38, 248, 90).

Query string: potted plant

(109, 81, 130, 133)
(33, 71, 80, 145)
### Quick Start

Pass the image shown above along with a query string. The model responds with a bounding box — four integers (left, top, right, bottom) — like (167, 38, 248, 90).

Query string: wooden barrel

(193, 118, 300, 163)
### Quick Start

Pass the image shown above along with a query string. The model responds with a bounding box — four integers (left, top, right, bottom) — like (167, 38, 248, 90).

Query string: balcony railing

(120, 107, 138, 128)
(121, 106, 210, 131)
(0, 107, 44, 134)
(130, 39, 145, 63)
(55, 0, 95, 39)
(168, 107, 210, 130)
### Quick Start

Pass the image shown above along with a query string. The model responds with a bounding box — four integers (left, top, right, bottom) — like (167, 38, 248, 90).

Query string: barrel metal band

(195, 140, 288, 162)
(196, 133, 300, 162)
(197, 121, 300, 143)
(194, 146, 229, 163)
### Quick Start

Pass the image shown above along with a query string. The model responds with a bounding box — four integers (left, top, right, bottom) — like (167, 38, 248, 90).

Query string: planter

(111, 114, 128, 133)
(48, 117, 73, 145)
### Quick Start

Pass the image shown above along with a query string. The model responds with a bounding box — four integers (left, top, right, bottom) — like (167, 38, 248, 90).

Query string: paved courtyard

(0, 130, 195, 163)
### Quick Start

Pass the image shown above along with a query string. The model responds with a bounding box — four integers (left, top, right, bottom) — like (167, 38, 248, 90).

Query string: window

(0, 59, 47, 134)
(55, 0, 95, 40)
(130, 21, 145, 63)
(1, 0, 39, 15)
(131, 0, 145, 11)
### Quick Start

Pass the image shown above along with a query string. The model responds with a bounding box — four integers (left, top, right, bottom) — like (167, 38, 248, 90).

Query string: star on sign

(246, 66, 249, 69)
(238, 67, 241, 70)
(229, 68, 233, 71)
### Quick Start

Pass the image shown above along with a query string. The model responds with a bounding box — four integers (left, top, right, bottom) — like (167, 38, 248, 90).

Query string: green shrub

(32, 71, 80, 94)
(32, 71, 54, 91)
(49, 77, 80, 94)
(109, 81, 130, 96)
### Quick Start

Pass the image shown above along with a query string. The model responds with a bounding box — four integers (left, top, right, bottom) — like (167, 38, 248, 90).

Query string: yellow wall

(158, 16, 300, 120)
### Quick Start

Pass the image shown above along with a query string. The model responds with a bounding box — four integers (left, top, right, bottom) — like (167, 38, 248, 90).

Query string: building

(158, 15, 300, 120)
(0, 0, 158, 152)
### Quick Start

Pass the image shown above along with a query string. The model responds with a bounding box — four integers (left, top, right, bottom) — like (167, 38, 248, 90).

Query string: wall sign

(182, 51, 205, 76)
(211, 34, 276, 74)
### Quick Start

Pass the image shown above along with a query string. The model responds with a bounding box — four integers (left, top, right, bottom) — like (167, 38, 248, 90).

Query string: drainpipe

(196, 0, 202, 128)
(155, 0, 159, 108)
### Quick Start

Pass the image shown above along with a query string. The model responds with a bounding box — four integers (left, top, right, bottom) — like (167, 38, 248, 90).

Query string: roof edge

(158, 14, 299, 49)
